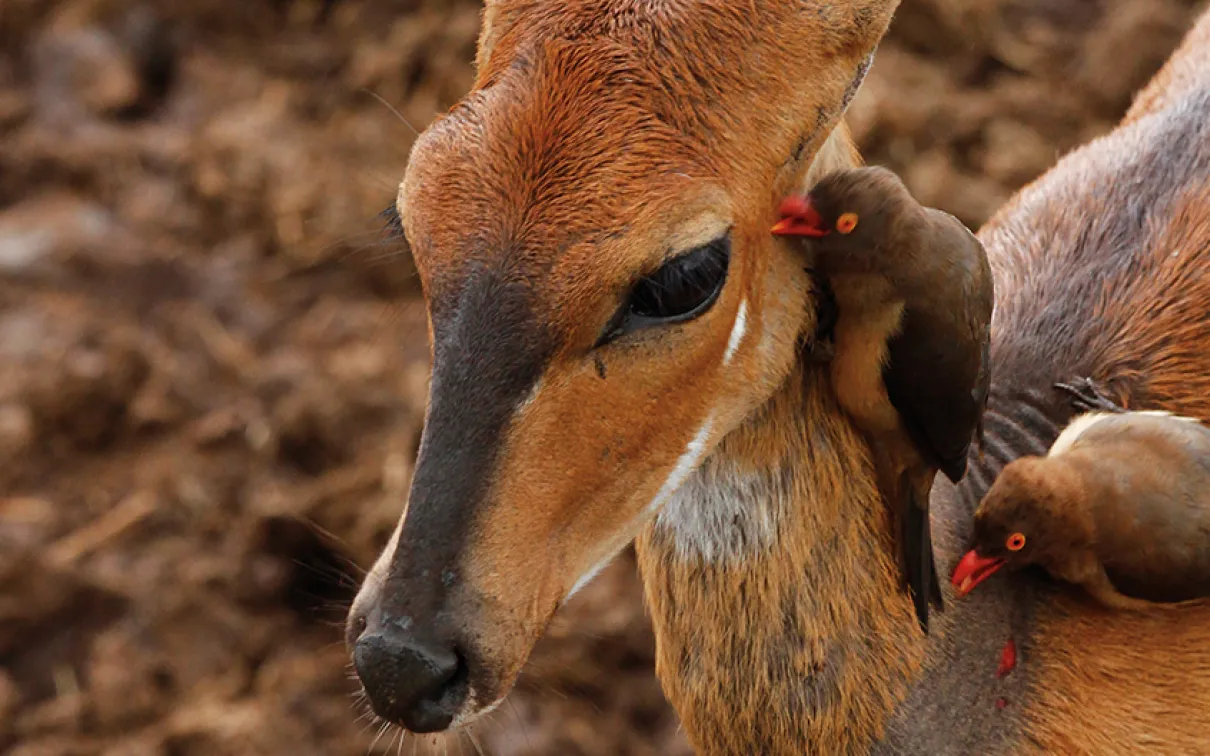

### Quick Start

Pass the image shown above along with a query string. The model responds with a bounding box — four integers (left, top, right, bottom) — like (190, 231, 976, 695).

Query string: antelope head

(348, 0, 898, 733)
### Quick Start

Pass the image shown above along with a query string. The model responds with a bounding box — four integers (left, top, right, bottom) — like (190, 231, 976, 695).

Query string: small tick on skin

(996, 697, 1008, 710)
(594, 356, 607, 379)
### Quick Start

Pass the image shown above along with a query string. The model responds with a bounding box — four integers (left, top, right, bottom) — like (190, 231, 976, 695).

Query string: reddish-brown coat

(351, 2, 1210, 753)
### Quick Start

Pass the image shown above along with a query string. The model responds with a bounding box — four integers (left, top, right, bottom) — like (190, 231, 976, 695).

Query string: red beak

(951, 550, 1006, 597)
(771, 195, 829, 237)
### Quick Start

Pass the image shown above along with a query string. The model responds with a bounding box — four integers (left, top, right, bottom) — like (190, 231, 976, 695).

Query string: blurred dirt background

(0, 0, 1204, 754)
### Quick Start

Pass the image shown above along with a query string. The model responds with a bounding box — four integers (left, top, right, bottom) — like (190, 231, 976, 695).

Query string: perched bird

(772, 166, 995, 632)
(952, 382, 1210, 610)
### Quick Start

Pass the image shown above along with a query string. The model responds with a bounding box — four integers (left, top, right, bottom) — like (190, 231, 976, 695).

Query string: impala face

(348, 0, 899, 733)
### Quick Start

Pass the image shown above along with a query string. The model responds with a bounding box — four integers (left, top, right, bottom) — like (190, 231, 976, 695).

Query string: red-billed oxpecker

(953, 379, 1210, 610)
(772, 166, 994, 633)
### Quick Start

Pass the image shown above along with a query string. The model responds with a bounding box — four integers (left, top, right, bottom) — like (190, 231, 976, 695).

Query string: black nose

(352, 621, 469, 733)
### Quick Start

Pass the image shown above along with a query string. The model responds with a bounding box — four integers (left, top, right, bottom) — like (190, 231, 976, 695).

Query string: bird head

(770, 165, 913, 243)
(952, 456, 1091, 597)
(951, 523, 1027, 598)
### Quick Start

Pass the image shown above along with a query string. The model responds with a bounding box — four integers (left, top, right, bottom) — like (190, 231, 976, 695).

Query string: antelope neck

(637, 365, 924, 754)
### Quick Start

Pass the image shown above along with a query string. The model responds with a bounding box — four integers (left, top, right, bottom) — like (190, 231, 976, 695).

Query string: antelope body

(349, 2, 1210, 753)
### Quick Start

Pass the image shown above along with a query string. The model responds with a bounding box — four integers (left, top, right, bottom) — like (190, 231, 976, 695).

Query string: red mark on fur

(997, 638, 1017, 678)
(996, 697, 1008, 710)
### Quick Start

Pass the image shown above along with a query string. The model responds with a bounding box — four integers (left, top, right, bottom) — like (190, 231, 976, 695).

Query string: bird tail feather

(901, 473, 943, 634)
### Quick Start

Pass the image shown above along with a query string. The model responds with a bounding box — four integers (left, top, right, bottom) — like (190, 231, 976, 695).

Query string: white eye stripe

(566, 414, 717, 600)
(723, 299, 748, 365)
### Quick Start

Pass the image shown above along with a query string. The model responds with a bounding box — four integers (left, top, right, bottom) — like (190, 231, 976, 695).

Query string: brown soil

(0, 1, 1201, 754)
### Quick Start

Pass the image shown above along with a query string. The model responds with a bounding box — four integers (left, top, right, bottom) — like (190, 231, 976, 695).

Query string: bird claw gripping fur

(1054, 377, 1126, 414)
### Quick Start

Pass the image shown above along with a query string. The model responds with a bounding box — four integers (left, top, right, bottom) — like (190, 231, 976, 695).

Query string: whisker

(362, 88, 422, 138)
(332, 238, 412, 270)
(466, 728, 487, 756)
(369, 300, 425, 348)
(506, 698, 532, 752)
(368, 721, 391, 755)
(288, 555, 361, 587)
(279, 230, 400, 278)
(518, 671, 568, 701)
(334, 552, 370, 577)
(357, 717, 380, 740)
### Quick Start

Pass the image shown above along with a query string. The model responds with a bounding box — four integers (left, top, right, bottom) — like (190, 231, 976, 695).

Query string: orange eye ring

(1006, 533, 1026, 552)
(836, 212, 859, 234)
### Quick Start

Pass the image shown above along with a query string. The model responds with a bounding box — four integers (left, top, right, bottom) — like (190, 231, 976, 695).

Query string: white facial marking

(647, 416, 715, 516)
(349, 517, 404, 621)
(655, 457, 786, 563)
(513, 376, 543, 417)
(723, 299, 747, 365)
(563, 415, 716, 601)
(566, 552, 617, 599)
(453, 691, 507, 728)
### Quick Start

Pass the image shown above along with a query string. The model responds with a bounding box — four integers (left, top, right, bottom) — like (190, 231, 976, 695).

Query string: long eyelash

(636, 240, 728, 314)
(379, 205, 405, 240)
(646, 239, 729, 294)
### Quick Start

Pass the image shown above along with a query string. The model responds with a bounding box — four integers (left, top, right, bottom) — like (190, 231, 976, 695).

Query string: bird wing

(883, 213, 993, 484)
(883, 300, 990, 484)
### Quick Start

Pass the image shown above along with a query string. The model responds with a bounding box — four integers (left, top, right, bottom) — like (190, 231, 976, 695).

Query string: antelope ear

(802, 123, 863, 192)
(476, 2, 519, 77)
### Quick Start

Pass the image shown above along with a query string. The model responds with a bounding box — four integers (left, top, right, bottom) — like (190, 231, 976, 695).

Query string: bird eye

(596, 234, 730, 345)
(1006, 533, 1026, 552)
(836, 213, 859, 234)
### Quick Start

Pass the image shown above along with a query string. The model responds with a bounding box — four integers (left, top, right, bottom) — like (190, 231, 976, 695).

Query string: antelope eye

(1006, 533, 1026, 552)
(596, 233, 730, 345)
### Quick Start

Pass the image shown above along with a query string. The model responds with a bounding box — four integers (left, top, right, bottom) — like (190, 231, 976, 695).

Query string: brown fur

(350, 2, 1210, 753)
(939, 8, 1210, 752)
(638, 369, 922, 754)
(352, 0, 900, 733)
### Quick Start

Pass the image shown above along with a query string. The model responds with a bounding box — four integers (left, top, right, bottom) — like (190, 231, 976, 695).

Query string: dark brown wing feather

(883, 214, 993, 483)
(883, 305, 988, 483)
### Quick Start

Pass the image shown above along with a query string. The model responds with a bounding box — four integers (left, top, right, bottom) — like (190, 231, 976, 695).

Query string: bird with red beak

(772, 166, 995, 632)
(954, 378, 1210, 610)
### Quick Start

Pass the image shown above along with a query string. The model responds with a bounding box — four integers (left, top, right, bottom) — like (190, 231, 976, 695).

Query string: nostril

(352, 629, 470, 733)
(444, 648, 470, 705)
